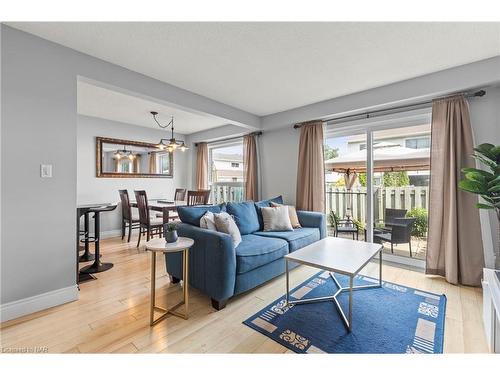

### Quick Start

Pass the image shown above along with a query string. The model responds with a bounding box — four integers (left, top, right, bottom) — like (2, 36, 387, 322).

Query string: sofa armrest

(297, 210, 326, 239)
(165, 223, 236, 302)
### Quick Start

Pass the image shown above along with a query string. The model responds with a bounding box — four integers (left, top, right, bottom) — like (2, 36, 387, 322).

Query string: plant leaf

(472, 153, 497, 170)
(489, 175, 500, 185)
(458, 180, 487, 194)
(465, 171, 487, 183)
(462, 168, 494, 179)
(487, 184, 500, 192)
(474, 143, 497, 161)
(476, 203, 495, 210)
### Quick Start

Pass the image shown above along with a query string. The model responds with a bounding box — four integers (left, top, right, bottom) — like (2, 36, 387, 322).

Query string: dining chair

(162, 188, 187, 221)
(155, 188, 187, 220)
(174, 188, 187, 201)
(134, 190, 164, 248)
(118, 189, 141, 243)
(187, 190, 210, 206)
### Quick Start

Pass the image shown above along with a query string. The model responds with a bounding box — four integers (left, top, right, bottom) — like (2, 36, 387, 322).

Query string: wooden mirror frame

(96, 137, 174, 178)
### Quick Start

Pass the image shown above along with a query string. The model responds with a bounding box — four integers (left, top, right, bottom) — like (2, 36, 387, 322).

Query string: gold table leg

(149, 249, 190, 326)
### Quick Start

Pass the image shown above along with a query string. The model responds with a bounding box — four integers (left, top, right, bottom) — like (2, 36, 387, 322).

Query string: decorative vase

(165, 229, 178, 243)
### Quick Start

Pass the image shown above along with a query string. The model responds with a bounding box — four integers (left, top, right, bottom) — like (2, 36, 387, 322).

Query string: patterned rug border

(243, 271, 447, 354)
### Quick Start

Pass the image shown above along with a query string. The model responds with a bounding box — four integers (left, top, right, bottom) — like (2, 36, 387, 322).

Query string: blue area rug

(243, 271, 446, 354)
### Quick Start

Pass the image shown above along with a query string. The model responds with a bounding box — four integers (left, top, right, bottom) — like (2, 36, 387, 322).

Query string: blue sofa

(165, 196, 326, 310)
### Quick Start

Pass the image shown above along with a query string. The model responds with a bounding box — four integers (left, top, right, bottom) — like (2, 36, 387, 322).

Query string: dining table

(130, 199, 186, 224)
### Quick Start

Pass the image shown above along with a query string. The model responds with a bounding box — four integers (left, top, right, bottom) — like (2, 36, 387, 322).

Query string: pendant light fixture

(151, 111, 189, 152)
(113, 145, 135, 160)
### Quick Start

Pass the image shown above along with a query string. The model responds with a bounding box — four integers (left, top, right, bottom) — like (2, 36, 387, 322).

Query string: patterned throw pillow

(213, 212, 242, 247)
(270, 202, 301, 228)
(200, 211, 217, 231)
(261, 205, 294, 232)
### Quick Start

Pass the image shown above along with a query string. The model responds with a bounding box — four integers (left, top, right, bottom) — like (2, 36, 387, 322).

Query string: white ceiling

(77, 81, 230, 134)
(9, 22, 500, 116)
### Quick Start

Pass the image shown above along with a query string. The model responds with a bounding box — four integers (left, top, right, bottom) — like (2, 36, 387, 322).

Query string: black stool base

(80, 262, 113, 274)
(79, 253, 96, 262)
(78, 272, 97, 283)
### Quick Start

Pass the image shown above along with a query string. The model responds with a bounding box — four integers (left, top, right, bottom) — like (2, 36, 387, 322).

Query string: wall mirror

(96, 137, 173, 178)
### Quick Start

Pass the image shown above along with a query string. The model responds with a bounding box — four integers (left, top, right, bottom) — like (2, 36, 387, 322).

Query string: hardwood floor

(0, 235, 490, 353)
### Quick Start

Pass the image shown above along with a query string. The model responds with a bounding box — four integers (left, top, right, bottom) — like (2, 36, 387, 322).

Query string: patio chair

(331, 212, 359, 240)
(373, 217, 417, 257)
(385, 208, 407, 226)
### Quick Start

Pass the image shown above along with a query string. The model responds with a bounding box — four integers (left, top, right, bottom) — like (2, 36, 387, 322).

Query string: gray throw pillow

(261, 205, 294, 232)
(213, 212, 242, 247)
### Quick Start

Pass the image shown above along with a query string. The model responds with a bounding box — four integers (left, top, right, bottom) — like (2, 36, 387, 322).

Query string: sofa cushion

(254, 195, 284, 229)
(226, 201, 260, 235)
(253, 227, 320, 252)
(214, 212, 242, 247)
(235, 234, 289, 274)
(177, 204, 225, 227)
(261, 205, 293, 232)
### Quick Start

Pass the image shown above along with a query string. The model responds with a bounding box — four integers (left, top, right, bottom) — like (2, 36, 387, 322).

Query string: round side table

(145, 237, 194, 326)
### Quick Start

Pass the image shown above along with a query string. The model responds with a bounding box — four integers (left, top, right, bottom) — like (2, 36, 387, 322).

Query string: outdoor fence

(325, 184, 429, 223)
(209, 182, 429, 224)
(210, 181, 245, 204)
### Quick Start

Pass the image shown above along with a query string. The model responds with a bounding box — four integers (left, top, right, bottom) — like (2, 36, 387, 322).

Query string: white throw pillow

(200, 211, 217, 231)
(213, 212, 242, 247)
(261, 205, 293, 232)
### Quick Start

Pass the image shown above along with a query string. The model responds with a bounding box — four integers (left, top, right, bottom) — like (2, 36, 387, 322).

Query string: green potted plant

(458, 143, 500, 269)
(164, 222, 179, 243)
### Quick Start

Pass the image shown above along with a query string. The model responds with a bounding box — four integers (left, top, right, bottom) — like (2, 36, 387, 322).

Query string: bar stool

(78, 204, 117, 276)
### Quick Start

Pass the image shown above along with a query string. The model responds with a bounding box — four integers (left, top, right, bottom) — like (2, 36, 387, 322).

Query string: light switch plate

(40, 164, 53, 178)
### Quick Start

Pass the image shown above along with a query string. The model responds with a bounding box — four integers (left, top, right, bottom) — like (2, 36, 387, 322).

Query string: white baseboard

(0, 285, 79, 323)
(100, 229, 122, 239)
(382, 253, 426, 269)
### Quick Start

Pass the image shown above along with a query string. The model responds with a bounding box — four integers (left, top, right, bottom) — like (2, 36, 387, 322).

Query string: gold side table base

(149, 248, 189, 326)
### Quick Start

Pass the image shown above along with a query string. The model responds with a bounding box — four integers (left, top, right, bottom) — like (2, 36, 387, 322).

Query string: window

(118, 159, 132, 173)
(209, 141, 245, 203)
(158, 153, 171, 174)
(405, 137, 430, 149)
(359, 143, 367, 150)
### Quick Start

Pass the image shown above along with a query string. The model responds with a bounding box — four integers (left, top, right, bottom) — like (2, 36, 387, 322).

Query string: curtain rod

(293, 89, 486, 129)
(194, 131, 262, 147)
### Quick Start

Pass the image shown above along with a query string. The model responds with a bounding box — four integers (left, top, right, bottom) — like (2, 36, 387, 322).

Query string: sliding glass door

(324, 110, 431, 266)
(372, 124, 431, 261)
(325, 132, 367, 238)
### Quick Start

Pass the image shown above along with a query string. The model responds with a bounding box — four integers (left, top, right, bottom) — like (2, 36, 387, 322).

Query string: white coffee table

(145, 237, 194, 326)
(285, 236, 383, 332)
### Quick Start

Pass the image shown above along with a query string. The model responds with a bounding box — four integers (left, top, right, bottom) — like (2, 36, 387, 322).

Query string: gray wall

(0, 25, 256, 307)
(469, 86, 500, 267)
(77, 115, 190, 235)
(1, 26, 78, 303)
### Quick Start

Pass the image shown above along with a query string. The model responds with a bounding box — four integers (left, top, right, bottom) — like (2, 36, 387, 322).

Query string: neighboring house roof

(346, 124, 431, 143)
(213, 160, 243, 171)
(212, 153, 243, 162)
